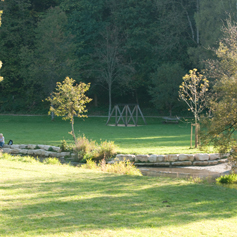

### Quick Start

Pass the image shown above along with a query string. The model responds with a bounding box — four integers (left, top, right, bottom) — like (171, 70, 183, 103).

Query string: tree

(149, 63, 185, 116)
(0, 0, 35, 112)
(189, 0, 237, 67)
(91, 24, 134, 116)
(20, 6, 77, 114)
(179, 69, 209, 148)
(0, 0, 3, 83)
(61, 0, 197, 111)
(201, 20, 237, 164)
(46, 77, 92, 142)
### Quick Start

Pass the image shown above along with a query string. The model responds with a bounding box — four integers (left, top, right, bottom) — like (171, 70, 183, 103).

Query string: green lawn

(0, 115, 207, 154)
(1, 158, 237, 237)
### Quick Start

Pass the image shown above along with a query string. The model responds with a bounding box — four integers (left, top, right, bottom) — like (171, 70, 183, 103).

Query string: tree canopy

(201, 20, 237, 163)
(0, 0, 235, 116)
(46, 77, 92, 141)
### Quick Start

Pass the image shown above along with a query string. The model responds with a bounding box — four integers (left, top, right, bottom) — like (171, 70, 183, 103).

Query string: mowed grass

(0, 115, 206, 154)
(1, 158, 237, 237)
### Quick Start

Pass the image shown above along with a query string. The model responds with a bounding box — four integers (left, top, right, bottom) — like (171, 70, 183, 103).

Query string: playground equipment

(106, 104, 146, 127)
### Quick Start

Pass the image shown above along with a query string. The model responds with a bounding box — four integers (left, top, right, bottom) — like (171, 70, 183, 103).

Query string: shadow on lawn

(1, 173, 237, 236)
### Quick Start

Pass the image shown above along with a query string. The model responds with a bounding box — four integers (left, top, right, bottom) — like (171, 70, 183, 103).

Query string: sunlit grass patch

(0, 116, 207, 155)
(0, 158, 237, 237)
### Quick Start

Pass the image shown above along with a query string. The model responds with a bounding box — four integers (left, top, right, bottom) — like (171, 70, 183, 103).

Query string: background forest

(0, 0, 236, 116)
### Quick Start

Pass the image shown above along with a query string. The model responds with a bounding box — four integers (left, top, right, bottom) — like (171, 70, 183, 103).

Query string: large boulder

(135, 155, 149, 162)
(11, 148, 21, 154)
(208, 160, 218, 165)
(193, 161, 209, 166)
(194, 154, 209, 161)
(19, 144, 27, 149)
(50, 146, 61, 152)
(20, 149, 29, 155)
(171, 161, 192, 166)
(148, 155, 157, 162)
(116, 154, 136, 161)
(154, 162, 170, 167)
(11, 145, 20, 149)
(34, 149, 45, 156)
(27, 149, 35, 155)
(157, 155, 166, 162)
(165, 154, 178, 162)
(27, 144, 36, 149)
(209, 153, 220, 160)
(179, 154, 194, 161)
(2, 148, 11, 153)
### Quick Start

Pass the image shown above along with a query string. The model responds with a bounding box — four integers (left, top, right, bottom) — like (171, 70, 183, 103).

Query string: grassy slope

(0, 115, 207, 154)
(1, 159, 237, 237)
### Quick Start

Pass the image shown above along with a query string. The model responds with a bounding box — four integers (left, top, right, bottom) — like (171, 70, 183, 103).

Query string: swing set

(106, 104, 147, 127)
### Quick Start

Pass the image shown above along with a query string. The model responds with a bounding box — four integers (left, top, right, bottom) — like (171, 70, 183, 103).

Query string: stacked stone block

(1, 144, 71, 159)
(116, 153, 228, 167)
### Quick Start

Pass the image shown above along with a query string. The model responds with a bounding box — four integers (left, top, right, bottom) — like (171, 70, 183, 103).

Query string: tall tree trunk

(196, 0, 200, 44)
(195, 115, 198, 148)
(71, 116, 76, 142)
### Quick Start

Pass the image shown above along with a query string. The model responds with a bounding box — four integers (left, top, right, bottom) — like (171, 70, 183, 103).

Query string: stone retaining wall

(0, 144, 230, 167)
(0, 144, 74, 159)
(116, 153, 229, 167)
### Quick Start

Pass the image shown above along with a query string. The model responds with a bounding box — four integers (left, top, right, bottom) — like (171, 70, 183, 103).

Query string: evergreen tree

(0, 0, 34, 112)
(21, 6, 77, 110)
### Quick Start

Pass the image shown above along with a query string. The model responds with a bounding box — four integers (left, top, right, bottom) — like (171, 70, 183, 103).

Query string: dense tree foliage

(0, 0, 235, 115)
(150, 63, 185, 116)
(46, 77, 92, 141)
(201, 20, 237, 163)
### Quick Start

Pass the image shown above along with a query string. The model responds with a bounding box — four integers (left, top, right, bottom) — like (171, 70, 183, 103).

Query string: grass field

(0, 115, 208, 155)
(1, 157, 237, 237)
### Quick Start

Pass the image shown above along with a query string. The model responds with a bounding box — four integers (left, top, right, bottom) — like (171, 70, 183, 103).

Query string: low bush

(73, 136, 117, 162)
(81, 158, 98, 170)
(60, 139, 70, 152)
(216, 173, 237, 184)
(81, 158, 142, 176)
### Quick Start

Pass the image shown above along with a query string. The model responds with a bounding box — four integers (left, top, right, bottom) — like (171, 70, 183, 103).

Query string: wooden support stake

(137, 105, 147, 125)
(190, 124, 193, 148)
(106, 106, 115, 125)
(127, 105, 136, 125)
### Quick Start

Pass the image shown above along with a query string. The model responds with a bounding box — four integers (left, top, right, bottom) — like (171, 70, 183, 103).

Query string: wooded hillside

(0, 0, 236, 115)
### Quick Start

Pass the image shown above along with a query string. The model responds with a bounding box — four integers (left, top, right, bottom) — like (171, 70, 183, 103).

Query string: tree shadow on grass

(1, 174, 237, 236)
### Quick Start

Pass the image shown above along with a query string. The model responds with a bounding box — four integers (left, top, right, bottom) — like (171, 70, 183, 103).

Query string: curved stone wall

(116, 153, 229, 167)
(1, 144, 74, 159)
(0, 144, 229, 167)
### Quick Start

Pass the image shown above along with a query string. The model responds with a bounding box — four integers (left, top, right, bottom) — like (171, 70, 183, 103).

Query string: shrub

(73, 136, 117, 162)
(60, 139, 69, 152)
(103, 158, 142, 176)
(216, 173, 237, 184)
(96, 140, 117, 161)
(73, 136, 97, 161)
(81, 158, 142, 176)
(48, 147, 55, 152)
(81, 158, 98, 170)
